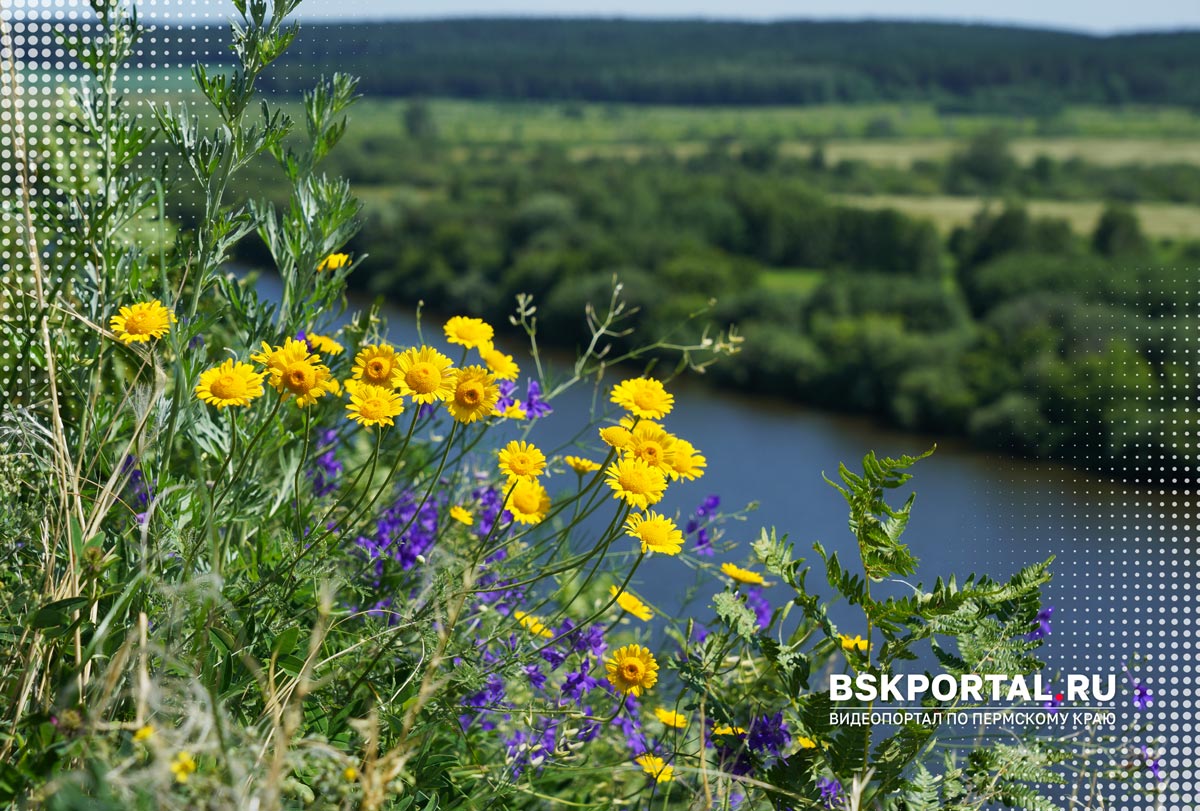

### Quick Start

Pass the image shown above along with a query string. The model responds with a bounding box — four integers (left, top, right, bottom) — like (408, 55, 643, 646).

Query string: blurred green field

(810, 138, 1200, 167)
(346, 98, 1200, 169)
(357, 98, 1200, 143)
(836, 194, 1200, 239)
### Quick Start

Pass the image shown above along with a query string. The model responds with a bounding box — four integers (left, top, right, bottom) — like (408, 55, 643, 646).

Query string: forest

(111, 18, 1199, 475)
(242, 20, 1200, 111)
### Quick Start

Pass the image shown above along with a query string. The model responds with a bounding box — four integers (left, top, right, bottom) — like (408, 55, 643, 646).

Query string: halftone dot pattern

(951, 278, 1197, 809)
(0, 0, 223, 389)
(1117, 277, 1200, 811)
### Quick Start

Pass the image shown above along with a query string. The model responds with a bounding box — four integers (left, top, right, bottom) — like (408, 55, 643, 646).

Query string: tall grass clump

(0, 1, 1163, 809)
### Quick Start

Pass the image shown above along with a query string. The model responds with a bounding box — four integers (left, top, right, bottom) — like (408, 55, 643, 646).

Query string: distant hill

(231, 19, 1200, 111)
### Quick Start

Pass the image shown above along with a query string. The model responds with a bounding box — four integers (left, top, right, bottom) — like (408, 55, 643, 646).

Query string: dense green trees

(225, 20, 1200, 110)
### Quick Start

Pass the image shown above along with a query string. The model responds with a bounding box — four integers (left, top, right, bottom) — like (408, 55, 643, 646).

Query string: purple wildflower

(558, 618, 607, 659)
(503, 719, 559, 778)
(818, 777, 843, 809)
(747, 712, 791, 759)
(746, 587, 772, 630)
(525, 379, 552, 418)
(495, 380, 518, 412)
(472, 484, 508, 540)
(562, 660, 600, 704)
(1143, 746, 1163, 782)
(614, 715, 652, 758)
(121, 456, 155, 525)
(355, 488, 441, 572)
(461, 674, 508, 732)
(524, 665, 547, 691)
(541, 646, 568, 670)
(1025, 605, 1054, 641)
(686, 495, 720, 556)
(577, 709, 602, 743)
(309, 429, 343, 497)
(1133, 681, 1153, 711)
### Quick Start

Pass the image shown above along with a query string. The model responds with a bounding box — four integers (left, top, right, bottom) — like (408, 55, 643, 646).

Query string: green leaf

(271, 626, 301, 658)
(29, 597, 90, 630)
(713, 591, 759, 640)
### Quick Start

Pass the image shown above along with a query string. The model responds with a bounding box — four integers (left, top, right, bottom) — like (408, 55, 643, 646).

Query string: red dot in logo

(1055, 693, 1064, 702)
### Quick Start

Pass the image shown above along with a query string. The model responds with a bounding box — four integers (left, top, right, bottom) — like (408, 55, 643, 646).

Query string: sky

(142, 0, 1200, 35)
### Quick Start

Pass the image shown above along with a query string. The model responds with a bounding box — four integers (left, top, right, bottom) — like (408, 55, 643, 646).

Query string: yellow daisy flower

(514, 609, 554, 638)
(713, 724, 745, 736)
(564, 455, 602, 474)
(606, 644, 658, 696)
(653, 707, 687, 729)
(599, 424, 633, 451)
(352, 343, 401, 388)
(194, 359, 265, 409)
(498, 440, 546, 481)
(624, 511, 684, 555)
(627, 421, 678, 477)
(839, 634, 869, 653)
(610, 377, 674, 420)
(797, 736, 819, 749)
(394, 346, 456, 403)
(450, 505, 474, 525)
(605, 457, 666, 510)
(505, 477, 551, 525)
(170, 751, 197, 784)
(497, 400, 527, 420)
(670, 438, 707, 481)
(610, 585, 652, 621)
(305, 332, 344, 356)
(443, 316, 494, 349)
(480, 346, 520, 381)
(251, 339, 288, 377)
(133, 724, 155, 742)
(110, 300, 176, 344)
(447, 365, 500, 424)
(634, 753, 674, 783)
(254, 338, 339, 407)
(346, 382, 405, 427)
(343, 766, 358, 782)
(317, 252, 350, 272)
(721, 563, 766, 586)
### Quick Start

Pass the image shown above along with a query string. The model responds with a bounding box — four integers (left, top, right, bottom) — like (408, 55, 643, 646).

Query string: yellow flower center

(620, 467, 653, 494)
(512, 488, 541, 514)
(633, 389, 660, 410)
(365, 358, 391, 383)
(210, 373, 243, 399)
(509, 452, 534, 475)
(457, 381, 484, 406)
(455, 325, 483, 343)
(639, 521, 667, 546)
(123, 310, 153, 335)
(637, 442, 663, 465)
(621, 659, 645, 683)
(405, 362, 439, 393)
(284, 362, 317, 394)
(358, 394, 389, 421)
